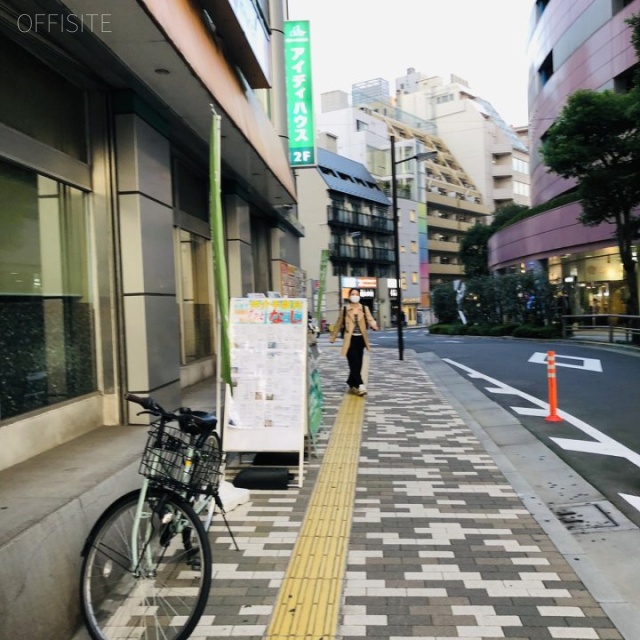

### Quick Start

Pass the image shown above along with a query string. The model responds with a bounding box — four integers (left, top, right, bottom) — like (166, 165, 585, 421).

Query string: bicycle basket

(191, 434, 224, 495)
(139, 421, 223, 495)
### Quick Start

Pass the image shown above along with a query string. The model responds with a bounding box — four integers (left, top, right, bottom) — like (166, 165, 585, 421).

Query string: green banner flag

(209, 112, 232, 388)
(316, 249, 329, 320)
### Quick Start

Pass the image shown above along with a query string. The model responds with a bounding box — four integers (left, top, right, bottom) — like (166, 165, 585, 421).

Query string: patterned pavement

(196, 342, 623, 639)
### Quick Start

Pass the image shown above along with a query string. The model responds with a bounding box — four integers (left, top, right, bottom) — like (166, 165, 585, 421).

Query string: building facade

(488, 0, 640, 315)
(0, 0, 301, 470)
(296, 148, 394, 327)
(316, 86, 490, 310)
(396, 70, 531, 212)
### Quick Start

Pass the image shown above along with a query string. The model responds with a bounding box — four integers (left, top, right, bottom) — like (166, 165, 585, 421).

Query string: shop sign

(284, 21, 316, 167)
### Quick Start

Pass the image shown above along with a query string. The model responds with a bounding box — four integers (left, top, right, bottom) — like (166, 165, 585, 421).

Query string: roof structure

(316, 148, 391, 206)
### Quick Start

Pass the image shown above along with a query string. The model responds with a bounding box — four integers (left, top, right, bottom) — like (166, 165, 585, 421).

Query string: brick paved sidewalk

(192, 344, 622, 640)
(338, 347, 622, 640)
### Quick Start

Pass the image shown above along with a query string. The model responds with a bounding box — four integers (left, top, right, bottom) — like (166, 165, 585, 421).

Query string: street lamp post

(390, 135, 437, 361)
(390, 135, 404, 361)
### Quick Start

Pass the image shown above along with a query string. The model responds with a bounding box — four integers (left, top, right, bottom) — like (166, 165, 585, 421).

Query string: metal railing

(561, 314, 640, 345)
(327, 206, 394, 234)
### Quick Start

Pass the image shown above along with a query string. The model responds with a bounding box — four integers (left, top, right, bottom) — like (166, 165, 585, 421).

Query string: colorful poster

(225, 299, 307, 441)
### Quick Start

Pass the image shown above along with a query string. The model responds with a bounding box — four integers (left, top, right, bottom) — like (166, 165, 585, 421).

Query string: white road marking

(528, 352, 603, 372)
(620, 494, 640, 511)
(443, 357, 640, 514)
(512, 407, 548, 416)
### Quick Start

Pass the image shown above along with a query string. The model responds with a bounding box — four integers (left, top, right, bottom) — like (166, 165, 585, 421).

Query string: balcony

(426, 191, 490, 215)
(492, 164, 513, 178)
(327, 206, 394, 234)
(426, 214, 474, 232)
(491, 143, 512, 156)
(428, 239, 460, 253)
(429, 262, 464, 276)
(330, 242, 394, 265)
(493, 186, 514, 201)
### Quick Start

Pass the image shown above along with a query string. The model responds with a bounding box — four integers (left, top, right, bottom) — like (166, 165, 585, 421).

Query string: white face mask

(349, 295, 360, 304)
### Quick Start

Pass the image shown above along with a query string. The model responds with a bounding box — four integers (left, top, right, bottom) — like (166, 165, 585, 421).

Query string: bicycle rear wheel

(80, 488, 211, 640)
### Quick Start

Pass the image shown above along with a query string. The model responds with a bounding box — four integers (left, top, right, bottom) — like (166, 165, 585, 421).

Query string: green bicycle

(79, 393, 236, 640)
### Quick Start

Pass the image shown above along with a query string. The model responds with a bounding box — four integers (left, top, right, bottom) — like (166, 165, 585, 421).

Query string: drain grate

(552, 502, 618, 531)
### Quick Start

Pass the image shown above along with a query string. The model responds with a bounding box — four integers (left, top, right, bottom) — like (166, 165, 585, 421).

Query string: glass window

(173, 159, 208, 222)
(0, 160, 96, 420)
(177, 230, 213, 363)
(0, 36, 87, 161)
(410, 241, 418, 253)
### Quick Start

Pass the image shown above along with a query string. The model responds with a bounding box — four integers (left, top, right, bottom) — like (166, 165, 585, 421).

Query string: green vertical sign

(284, 20, 316, 167)
(316, 249, 329, 320)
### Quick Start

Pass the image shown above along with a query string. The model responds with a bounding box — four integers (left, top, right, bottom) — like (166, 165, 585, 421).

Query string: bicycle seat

(190, 411, 218, 431)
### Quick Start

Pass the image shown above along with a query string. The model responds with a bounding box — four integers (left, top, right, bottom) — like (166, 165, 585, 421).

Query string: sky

(286, 0, 533, 127)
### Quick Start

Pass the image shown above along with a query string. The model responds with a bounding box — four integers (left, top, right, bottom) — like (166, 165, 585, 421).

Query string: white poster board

(223, 298, 307, 480)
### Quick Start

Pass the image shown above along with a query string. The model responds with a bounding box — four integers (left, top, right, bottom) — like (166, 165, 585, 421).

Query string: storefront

(548, 248, 634, 317)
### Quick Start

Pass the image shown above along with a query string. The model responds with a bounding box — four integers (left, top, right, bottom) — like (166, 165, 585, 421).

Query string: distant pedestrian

(330, 287, 378, 395)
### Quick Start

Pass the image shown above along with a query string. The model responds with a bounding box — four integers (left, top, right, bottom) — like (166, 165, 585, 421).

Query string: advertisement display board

(223, 298, 308, 482)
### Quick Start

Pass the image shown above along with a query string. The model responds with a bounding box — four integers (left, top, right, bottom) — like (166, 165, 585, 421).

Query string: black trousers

(346, 335, 365, 388)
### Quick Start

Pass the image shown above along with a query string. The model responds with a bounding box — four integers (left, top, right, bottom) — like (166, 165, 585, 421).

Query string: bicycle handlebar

(125, 393, 161, 413)
(125, 393, 217, 438)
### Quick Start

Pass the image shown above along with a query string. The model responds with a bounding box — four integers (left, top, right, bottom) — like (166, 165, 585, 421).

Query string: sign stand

(222, 298, 308, 486)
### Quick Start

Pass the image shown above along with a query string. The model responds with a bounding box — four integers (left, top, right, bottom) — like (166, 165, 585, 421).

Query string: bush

(512, 324, 562, 339)
(428, 323, 463, 335)
(488, 323, 520, 336)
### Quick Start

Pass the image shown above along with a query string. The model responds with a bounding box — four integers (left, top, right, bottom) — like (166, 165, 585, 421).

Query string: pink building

(489, 0, 640, 316)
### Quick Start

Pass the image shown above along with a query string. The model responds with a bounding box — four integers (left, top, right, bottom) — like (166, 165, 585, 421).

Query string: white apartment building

(396, 70, 531, 212)
(316, 85, 490, 302)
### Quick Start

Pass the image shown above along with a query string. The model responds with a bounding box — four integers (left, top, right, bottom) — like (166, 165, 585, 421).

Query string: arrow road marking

(443, 357, 640, 514)
(528, 351, 603, 372)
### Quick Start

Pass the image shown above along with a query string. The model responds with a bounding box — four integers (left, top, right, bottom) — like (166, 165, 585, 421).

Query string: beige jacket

(330, 303, 378, 356)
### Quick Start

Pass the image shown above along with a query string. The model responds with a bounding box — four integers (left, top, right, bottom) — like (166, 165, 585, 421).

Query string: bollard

(545, 350, 562, 423)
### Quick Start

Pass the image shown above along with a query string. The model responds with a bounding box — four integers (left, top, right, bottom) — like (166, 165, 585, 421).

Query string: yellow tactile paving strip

(265, 357, 369, 640)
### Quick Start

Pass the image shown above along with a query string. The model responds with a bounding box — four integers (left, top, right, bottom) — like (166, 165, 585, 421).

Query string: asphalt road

(373, 329, 640, 526)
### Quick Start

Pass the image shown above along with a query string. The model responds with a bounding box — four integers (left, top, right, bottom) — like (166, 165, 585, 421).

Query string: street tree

(460, 222, 493, 277)
(541, 18, 640, 319)
(491, 203, 529, 231)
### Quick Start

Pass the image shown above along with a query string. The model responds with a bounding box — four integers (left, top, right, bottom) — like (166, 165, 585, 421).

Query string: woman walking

(330, 287, 378, 395)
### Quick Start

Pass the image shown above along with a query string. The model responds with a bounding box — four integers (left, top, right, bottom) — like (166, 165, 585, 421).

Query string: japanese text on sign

(284, 20, 316, 167)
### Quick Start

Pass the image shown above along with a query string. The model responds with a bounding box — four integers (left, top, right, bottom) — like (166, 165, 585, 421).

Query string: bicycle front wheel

(80, 488, 211, 640)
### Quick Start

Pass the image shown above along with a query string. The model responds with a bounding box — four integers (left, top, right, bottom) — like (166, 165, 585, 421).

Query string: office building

(0, 0, 300, 469)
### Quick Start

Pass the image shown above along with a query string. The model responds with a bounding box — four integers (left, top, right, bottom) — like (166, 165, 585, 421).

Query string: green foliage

(512, 324, 562, 339)
(459, 223, 492, 277)
(427, 320, 560, 339)
(428, 323, 462, 335)
(431, 284, 458, 324)
(491, 203, 529, 230)
(462, 276, 501, 326)
(432, 273, 559, 329)
(541, 89, 640, 227)
(494, 192, 581, 230)
(541, 76, 640, 317)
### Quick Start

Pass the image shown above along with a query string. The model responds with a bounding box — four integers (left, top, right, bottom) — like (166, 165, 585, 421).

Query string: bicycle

(79, 393, 237, 640)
